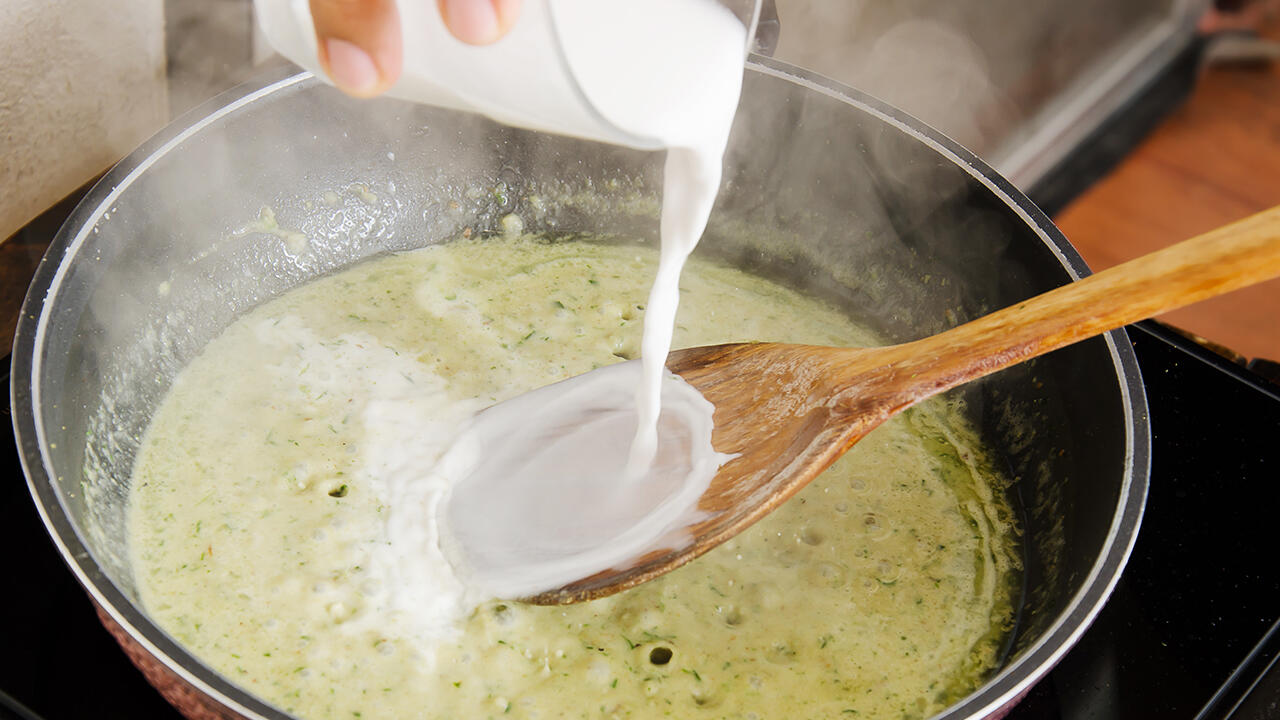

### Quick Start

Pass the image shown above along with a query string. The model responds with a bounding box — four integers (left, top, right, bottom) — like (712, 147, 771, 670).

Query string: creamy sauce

(129, 236, 1021, 720)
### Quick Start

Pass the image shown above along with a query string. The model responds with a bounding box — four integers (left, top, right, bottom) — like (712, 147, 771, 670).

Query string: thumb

(310, 0, 403, 97)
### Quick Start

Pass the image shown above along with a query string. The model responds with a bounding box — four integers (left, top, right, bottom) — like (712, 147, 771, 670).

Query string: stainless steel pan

(11, 57, 1148, 719)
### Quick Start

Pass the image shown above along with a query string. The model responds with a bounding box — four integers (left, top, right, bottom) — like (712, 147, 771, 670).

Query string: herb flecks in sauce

(129, 236, 1021, 719)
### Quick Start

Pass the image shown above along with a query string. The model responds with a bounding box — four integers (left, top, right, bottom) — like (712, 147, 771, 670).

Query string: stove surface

(1008, 322, 1280, 720)
(3, 321, 1279, 720)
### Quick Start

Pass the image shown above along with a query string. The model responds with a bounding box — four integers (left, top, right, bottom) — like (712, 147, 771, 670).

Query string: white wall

(0, 0, 167, 240)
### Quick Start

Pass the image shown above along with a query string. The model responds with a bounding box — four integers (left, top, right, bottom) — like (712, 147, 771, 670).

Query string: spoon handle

(878, 205, 1280, 398)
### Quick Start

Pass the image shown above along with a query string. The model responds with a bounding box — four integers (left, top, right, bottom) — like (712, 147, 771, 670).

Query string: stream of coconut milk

(438, 1, 748, 598)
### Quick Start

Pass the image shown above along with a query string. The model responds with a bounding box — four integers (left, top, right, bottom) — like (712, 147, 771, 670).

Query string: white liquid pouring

(441, 361, 731, 598)
(441, 2, 748, 597)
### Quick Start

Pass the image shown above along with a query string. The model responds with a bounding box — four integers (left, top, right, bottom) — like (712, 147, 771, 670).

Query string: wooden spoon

(524, 205, 1280, 605)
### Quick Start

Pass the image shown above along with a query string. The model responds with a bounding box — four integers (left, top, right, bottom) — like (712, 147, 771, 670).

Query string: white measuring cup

(256, 0, 761, 149)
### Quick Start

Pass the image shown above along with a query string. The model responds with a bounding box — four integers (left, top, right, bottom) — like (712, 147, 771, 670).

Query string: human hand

(310, 0, 522, 97)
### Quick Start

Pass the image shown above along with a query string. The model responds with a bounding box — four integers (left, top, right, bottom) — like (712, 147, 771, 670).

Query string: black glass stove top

(1007, 322, 1280, 720)
(3, 319, 1278, 720)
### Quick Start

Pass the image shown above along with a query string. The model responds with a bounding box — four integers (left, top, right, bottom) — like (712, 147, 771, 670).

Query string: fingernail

(324, 37, 380, 95)
(441, 0, 501, 44)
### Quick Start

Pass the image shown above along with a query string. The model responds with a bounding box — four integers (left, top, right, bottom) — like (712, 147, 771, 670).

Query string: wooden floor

(1054, 27, 1280, 361)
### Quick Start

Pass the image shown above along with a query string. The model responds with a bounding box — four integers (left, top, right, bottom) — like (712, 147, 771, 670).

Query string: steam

(772, 3, 1020, 157)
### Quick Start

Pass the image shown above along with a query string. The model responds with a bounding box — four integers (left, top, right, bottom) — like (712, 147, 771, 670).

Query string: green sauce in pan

(129, 235, 1020, 719)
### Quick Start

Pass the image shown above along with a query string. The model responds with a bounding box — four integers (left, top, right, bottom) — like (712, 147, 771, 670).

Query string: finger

(437, 0, 522, 45)
(310, 0, 403, 97)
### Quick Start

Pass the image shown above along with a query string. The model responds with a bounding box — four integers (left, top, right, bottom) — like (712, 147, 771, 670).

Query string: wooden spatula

(525, 205, 1280, 605)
